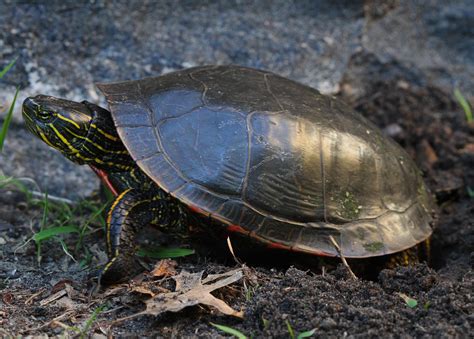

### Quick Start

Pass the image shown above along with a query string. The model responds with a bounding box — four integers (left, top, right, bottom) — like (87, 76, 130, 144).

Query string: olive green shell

(97, 65, 435, 258)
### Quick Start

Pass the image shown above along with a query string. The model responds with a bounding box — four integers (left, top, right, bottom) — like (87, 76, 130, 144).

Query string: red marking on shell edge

(300, 249, 333, 257)
(226, 224, 249, 235)
(265, 241, 334, 256)
(225, 225, 336, 257)
(266, 242, 292, 251)
(188, 204, 207, 215)
(90, 165, 119, 196)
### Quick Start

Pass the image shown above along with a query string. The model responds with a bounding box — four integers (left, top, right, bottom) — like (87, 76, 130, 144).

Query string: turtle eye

(37, 107, 53, 121)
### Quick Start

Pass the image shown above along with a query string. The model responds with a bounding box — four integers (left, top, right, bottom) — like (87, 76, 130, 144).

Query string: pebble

(320, 317, 337, 329)
(384, 123, 404, 138)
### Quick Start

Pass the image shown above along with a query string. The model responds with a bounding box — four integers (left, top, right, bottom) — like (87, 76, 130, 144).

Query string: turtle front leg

(99, 188, 159, 285)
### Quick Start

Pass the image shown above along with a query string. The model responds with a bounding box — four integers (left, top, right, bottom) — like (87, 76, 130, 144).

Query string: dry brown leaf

(101, 285, 128, 297)
(130, 285, 156, 297)
(2, 292, 14, 305)
(51, 279, 74, 294)
(150, 259, 177, 278)
(115, 268, 244, 323)
(144, 268, 244, 317)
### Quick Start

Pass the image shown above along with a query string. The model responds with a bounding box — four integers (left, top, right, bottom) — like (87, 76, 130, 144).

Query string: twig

(24, 287, 47, 305)
(100, 305, 124, 315)
(23, 310, 75, 333)
(30, 190, 74, 205)
(1, 175, 75, 205)
(226, 236, 243, 265)
(329, 235, 357, 280)
(39, 289, 67, 306)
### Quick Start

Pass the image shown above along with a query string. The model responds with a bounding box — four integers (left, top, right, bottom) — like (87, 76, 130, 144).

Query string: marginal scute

(137, 153, 186, 193)
(121, 126, 159, 160)
(109, 102, 152, 127)
(98, 65, 435, 258)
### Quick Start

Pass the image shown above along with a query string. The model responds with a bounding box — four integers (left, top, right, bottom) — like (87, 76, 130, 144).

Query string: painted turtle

(22, 65, 435, 284)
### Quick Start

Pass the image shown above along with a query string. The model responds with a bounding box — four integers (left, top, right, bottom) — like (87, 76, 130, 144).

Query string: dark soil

(1, 73, 472, 337)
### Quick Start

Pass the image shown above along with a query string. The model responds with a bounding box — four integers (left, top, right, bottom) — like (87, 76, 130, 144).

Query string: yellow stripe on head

(49, 124, 79, 153)
(38, 130, 56, 148)
(90, 123, 119, 141)
(56, 114, 81, 129)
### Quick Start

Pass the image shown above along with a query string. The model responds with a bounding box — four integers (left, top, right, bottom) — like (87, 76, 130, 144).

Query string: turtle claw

(97, 254, 139, 286)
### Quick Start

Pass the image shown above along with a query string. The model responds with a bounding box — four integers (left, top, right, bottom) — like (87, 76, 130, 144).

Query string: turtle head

(23, 95, 94, 163)
(22, 95, 126, 168)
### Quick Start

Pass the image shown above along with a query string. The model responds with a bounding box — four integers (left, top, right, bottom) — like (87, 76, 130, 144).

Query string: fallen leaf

(102, 285, 128, 297)
(130, 285, 156, 297)
(116, 268, 244, 323)
(56, 296, 76, 310)
(2, 293, 13, 305)
(51, 279, 74, 294)
(399, 293, 418, 308)
(150, 259, 177, 278)
(146, 268, 243, 317)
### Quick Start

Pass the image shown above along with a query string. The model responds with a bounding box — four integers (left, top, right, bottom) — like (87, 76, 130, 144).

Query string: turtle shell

(97, 65, 435, 258)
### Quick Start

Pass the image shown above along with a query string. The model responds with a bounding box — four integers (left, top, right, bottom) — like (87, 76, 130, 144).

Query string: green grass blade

(75, 200, 109, 252)
(80, 305, 106, 338)
(0, 58, 17, 79)
(57, 237, 77, 262)
(454, 89, 473, 123)
(33, 225, 80, 242)
(40, 192, 49, 232)
(137, 246, 194, 259)
(0, 175, 31, 199)
(210, 323, 247, 339)
(297, 328, 316, 339)
(0, 86, 19, 152)
(286, 320, 295, 339)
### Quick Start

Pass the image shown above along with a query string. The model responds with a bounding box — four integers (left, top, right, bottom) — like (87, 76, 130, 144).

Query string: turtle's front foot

(97, 253, 140, 286)
(97, 188, 152, 286)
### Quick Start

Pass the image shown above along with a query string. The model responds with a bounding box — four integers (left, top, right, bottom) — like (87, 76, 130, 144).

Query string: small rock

(320, 317, 337, 329)
(0, 220, 13, 232)
(0, 237, 6, 245)
(384, 123, 404, 138)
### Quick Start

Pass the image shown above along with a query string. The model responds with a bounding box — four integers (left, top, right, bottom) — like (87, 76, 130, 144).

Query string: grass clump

(0, 173, 110, 267)
(0, 58, 19, 152)
(54, 304, 107, 338)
